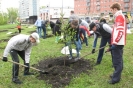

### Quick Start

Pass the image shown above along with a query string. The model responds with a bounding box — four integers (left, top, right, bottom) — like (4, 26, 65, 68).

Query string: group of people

(66, 2, 127, 85)
(2, 2, 127, 85)
(34, 17, 62, 39)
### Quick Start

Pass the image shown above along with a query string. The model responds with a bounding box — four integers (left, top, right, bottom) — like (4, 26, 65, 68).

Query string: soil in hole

(34, 56, 94, 88)
(0, 30, 8, 32)
(0, 39, 9, 43)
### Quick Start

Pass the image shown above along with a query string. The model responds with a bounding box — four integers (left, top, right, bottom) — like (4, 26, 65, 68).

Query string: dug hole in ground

(33, 50, 94, 88)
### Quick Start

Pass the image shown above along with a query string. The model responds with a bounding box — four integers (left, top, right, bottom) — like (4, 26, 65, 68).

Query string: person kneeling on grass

(2, 32, 40, 84)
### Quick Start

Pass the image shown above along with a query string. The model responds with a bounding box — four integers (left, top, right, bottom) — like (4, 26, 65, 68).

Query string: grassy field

(0, 24, 133, 88)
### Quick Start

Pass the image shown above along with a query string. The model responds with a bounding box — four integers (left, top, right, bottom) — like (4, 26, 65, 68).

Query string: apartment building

(75, 0, 133, 17)
(19, 0, 40, 23)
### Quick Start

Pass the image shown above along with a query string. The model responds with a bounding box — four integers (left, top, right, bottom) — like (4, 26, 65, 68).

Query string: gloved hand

(24, 63, 29, 68)
(2, 57, 8, 62)
(105, 48, 110, 53)
(92, 49, 95, 54)
(105, 45, 116, 53)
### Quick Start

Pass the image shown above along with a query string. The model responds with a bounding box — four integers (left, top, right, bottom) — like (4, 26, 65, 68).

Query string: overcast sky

(1, 0, 74, 12)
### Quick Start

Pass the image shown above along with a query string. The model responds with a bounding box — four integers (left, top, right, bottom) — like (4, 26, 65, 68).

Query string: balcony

(86, 0, 90, 2)
(87, 2, 90, 6)
(124, 4, 130, 8)
(96, 7, 100, 11)
(124, 0, 130, 2)
(96, 3, 100, 6)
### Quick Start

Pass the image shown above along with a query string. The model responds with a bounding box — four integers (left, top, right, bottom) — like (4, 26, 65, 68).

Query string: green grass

(0, 24, 133, 88)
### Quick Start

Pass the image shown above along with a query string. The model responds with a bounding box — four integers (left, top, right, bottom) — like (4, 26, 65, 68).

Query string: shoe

(74, 57, 80, 61)
(24, 72, 34, 76)
(12, 78, 22, 84)
(108, 80, 119, 84)
(69, 57, 72, 60)
(94, 62, 100, 66)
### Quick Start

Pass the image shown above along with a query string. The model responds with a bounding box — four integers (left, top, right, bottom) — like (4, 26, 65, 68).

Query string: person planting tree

(64, 19, 82, 61)
(2, 32, 40, 84)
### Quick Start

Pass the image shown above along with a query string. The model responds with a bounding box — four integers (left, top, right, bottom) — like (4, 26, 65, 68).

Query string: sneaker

(94, 62, 100, 66)
(108, 80, 119, 84)
(12, 78, 22, 84)
(74, 57, 80, 61)
(69, 57, 72, 60)
(24, 72, 34, 76)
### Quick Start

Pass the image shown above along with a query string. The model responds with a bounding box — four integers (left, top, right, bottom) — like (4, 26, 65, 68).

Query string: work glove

(92, 49, 95, 54)
(2, 57, 8, 62)
(105, 44, 116, 53)
(24, 63, 30, 68)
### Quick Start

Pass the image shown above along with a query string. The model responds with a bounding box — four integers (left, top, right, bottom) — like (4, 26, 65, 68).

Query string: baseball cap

(30, 32, 40, 43)
(89, 22, 96, 31)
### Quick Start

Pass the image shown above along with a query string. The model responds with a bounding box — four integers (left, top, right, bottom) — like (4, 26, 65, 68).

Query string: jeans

(37, 26, 42, 38)
(97, 37, 112, 63)
(42, 25, 46, 38)
(93, 35, 98, 49)
(68, 39, 82, 58)
(80, 28, 88, 46)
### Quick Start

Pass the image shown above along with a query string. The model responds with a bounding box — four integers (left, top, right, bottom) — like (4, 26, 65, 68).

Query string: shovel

(81, 44, 110, 58)
(1, 58, 49, 74)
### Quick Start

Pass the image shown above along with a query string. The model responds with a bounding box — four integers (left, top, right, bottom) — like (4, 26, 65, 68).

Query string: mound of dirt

(34, 56, 94, 88)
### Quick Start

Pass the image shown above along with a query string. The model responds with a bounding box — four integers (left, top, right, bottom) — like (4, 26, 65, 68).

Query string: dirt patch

(34, 56, 94, 88)
(0, 30, 8, 32)
(0, 39, 9, 43)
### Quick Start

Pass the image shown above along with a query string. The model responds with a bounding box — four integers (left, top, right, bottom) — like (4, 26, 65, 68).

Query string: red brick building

(74, 0, 133, 17)
(74, 0, 88, 15)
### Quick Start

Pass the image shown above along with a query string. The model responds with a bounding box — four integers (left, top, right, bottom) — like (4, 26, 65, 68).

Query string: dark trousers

(10, 49, 29, 78)
(111, 45, 124, 82)
(18, 28, 21, 33)
(97, 37, 112, 63)
(42, 25, 46, 38)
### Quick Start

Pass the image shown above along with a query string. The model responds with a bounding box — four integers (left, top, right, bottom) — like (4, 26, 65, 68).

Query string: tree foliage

(0, 12, 8, 25)
(7, 7, 18, 23)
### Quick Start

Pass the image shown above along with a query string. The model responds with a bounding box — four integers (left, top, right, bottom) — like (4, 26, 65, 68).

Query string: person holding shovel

(89, 21, 112, 65)
(105, 2, 126, 84)
(2, 32, 40, 84)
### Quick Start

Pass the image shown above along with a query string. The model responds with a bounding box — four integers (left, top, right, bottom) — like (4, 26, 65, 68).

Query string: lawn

(0, 24, 133, 88)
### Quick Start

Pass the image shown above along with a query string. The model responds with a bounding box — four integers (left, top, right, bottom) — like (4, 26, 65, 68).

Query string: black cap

(89, 22, 96, 31)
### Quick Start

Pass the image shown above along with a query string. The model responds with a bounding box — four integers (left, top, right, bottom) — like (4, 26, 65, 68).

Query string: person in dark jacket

(89, 22, 112, 65)
(54, 19, 62, 36)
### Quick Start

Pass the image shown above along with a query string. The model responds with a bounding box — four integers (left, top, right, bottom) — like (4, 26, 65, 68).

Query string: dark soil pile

(34, 56, 94, 88)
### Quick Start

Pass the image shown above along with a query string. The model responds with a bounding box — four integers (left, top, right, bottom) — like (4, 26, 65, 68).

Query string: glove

(24, 63, 29, 68)
(105, 48, 110, 53)
(92, 49, 95, 54)
(105, 45, 116, 53)
(2, 57, 8, 62)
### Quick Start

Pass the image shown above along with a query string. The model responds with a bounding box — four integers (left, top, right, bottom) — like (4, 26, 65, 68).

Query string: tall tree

(7, 7, 18, 23)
